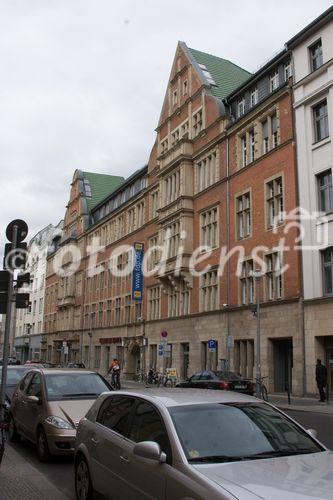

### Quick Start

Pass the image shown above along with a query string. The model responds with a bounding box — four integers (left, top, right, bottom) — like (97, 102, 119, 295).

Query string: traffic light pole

(0, 225, 18, 441)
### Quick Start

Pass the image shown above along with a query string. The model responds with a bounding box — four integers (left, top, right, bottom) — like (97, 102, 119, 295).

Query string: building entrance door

(273, 338, 293, 393)
(326, 349, 333, 397)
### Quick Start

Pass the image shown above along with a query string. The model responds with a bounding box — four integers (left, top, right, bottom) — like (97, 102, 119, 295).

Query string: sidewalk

(122, 381, 333, 415)
(0, 444, 68, 500)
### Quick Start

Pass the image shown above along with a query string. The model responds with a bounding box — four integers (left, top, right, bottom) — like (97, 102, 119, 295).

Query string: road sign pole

(0, 225, 18, 433)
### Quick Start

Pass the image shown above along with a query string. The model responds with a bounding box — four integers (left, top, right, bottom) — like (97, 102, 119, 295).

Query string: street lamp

(252, 270, 262, 398)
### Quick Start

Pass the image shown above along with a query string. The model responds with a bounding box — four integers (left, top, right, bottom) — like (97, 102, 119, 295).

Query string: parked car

(0, 365, 31, 421)
(74, 388, 332, 500)
(9, 368, 112, 461)
(176, 370, 254, 395)
(0, 357, 21, 366)
(68, 363, 86, 369)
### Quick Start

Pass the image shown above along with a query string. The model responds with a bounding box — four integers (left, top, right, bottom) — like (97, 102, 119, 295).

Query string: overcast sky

(0, 0, 332, 246)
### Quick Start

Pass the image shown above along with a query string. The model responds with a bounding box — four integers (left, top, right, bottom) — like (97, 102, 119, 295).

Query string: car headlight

(45, 416, 74, 430)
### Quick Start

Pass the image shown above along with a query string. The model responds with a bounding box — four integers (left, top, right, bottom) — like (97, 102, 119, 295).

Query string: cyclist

(108, 358, 121, 389)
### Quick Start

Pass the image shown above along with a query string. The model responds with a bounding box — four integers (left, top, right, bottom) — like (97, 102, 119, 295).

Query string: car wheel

(8, 416, 21, 443)
(37, 427, 50, 462)
(75, 455, 93, 500)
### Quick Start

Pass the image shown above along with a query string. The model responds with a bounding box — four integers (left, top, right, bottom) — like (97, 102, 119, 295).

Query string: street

(3, 408, 332, 500)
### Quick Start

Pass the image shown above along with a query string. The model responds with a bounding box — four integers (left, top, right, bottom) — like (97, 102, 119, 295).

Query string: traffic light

(3, 242, 27, 271)
(0, 271, 10, 314)
(15, 272, 31, 289)
(15, 293, 30, 309)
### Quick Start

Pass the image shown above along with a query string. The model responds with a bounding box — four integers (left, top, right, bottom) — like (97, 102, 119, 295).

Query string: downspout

(226, 135, 231, 369)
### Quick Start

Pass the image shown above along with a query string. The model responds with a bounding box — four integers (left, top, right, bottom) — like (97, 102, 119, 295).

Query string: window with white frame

(237, 97, 245, 117)
(271, 113, 278, 148)
(241, 135, 247, 167)
(151, 190, 159, 219)
(195, 150, 218, 192)
(249, 128, 255, 162)
(262, 119, 269, 154)
(236, 192, 251, 239)
(240, 260, 254, 305)
(322, 247, 333, 295)
(266, 176, 284, 228)
(201, 206, 218, 248)
(284, 60, 292, 80)
(165, 220, 180, 258)
(128, 207, 136, 233)
(250, 87, 258, 107)
(165, 169, 180, 204)
(313, 100, 329, 142)
(137, 202, 145, 227)
(168, 288, 179, 317)
(265, 252, 283, 300)
(309, 39, 323, 72)
(193, 109, 203, 137)
(148, 286, 160, 320)
(201, 269, 218, 312)
(270, 70, 279, 92)
(318, 170, 333, 213)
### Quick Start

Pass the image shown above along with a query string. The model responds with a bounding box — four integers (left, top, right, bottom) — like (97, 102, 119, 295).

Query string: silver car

(75, 389, 333, 500)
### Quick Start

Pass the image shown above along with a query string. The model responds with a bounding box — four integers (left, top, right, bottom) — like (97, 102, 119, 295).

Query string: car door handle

(120, 455, 130, 463)
(91, 437, 99, 445)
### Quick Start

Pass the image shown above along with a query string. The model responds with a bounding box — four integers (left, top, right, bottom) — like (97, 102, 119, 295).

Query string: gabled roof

(188, 47, 251, 99)
(82, 171, 124, 211)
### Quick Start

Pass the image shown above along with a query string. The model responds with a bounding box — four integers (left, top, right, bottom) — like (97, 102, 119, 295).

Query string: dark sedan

(176, 370, 254, 395)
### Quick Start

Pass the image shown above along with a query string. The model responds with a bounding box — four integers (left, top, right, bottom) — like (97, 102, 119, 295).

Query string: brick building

(43, 40, 305, 393)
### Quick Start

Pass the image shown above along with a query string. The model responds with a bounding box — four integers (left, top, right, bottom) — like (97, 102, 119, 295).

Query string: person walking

(315, 359, 327, 402)
(108, 358, 121, 389)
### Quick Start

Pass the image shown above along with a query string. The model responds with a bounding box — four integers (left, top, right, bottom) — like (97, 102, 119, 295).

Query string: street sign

(161, 330, 168, 338)
(6, 219, 28, 243)
(63, 346, 69, 355)
(208, 339, 217, 352)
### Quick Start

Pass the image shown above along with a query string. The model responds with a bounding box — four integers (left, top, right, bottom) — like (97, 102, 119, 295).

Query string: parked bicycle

(133, 370, 147, 383)
(254, 376, 269, 401)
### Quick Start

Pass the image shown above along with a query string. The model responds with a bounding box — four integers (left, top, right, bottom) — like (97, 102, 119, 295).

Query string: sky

(0, 0, 332, 247)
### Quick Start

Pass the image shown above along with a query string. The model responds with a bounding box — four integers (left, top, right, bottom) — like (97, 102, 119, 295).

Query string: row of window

(240, 112, 278, 168)
(160, 108, 203, 155)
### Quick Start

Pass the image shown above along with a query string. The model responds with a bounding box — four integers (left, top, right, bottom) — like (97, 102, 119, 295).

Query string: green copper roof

(189, 47, 251, 99)
(83, 171, 125, 211)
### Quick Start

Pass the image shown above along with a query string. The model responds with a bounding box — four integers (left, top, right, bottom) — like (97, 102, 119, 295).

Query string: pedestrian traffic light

(15, 293, 30, 309)
(3, 242, 27, 271)
(15, 272, 31, 289)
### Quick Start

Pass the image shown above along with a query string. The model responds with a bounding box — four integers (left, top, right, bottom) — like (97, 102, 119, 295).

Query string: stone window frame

(194, 147, 219, 193)
(150, 190, 159, 219)
(237, 124, 257, 170)
(259, 106, 280, 155)
(322, 247, 333, 296)
(127, 206, 137, 233)
(164, 219, 181, 259)
(235, 189, 252, 241)
(239, 258, 255, 306)
(200, 267, 219, 312)
(192, 107, 203, 137)
(114, 296, 122, 326)
(124, 294, 132, 324)
(168, 287, 179, 317)
(264, 250, 283, 301)
(264, 173, 285, 230)
(148, 285, 161, 320)
(200, 205, 219, 250)
(160, 137, 169, 155)
(317, 168, 333, 214)
(164, 169, 181, 205)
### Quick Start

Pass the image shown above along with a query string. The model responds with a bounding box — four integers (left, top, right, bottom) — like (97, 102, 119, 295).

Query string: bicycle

(133, 370, 147, 383)
(254, 376, 268, 401)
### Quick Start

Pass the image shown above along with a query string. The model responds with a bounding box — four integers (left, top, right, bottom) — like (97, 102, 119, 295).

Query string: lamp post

(253, 270, 262, 398)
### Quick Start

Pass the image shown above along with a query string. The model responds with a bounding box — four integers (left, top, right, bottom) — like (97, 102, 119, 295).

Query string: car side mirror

(307, 428, 318, 439)
(133, 441, 166, 463)
(26, 395, 39, 404)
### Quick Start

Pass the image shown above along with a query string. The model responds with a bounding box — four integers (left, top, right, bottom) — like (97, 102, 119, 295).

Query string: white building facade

(14, 222, 63, 362)
(288, 6, 333, 394)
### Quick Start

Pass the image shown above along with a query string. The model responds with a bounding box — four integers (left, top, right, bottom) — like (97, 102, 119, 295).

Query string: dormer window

(309, 39, 323, 72)
(270, 70, 279, 92)
(198, 63, 216, 85)
(284, 60, 292, 81)
(250, 87, 258, 107)
(83, 179, 92, 197)
(237, 98, 245, 118)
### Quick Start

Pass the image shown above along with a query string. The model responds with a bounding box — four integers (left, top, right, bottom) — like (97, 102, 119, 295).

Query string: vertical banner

(132, 242, 144, 301)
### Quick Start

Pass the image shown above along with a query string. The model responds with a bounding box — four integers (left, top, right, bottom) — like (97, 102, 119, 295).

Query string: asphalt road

(5, 409, 333, 500)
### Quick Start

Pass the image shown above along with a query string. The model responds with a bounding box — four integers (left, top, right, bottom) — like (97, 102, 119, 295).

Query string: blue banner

(132, 242, 144, 301)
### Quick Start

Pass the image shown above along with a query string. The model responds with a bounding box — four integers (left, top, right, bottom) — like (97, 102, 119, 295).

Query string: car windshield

(169, 403, 323, 463)
(214, 371, 242, 380)
(0, 368, 29, 385)
(44, 373, 110, 401)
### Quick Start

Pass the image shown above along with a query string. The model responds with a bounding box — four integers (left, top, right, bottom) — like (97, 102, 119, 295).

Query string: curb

(276, 404, 333, 415)
(0, 445, 68, 500)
